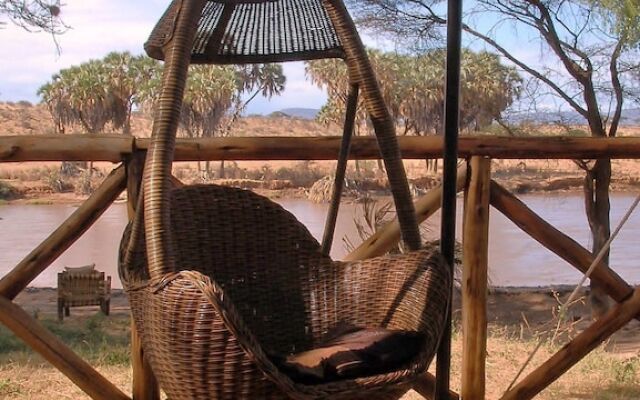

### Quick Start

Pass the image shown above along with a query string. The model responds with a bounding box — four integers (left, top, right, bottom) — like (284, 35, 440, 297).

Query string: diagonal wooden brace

(489, 180, 636, 312)
(500, 288, 640, 399)
(0, 297, 130, 400)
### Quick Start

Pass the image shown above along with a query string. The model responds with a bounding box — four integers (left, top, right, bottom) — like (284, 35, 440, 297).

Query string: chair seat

(271, 322, 425, 384)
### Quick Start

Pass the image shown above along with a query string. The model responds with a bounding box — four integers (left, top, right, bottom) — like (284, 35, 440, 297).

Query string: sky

(0, 1, 583, 115)
(0, 0, 327, 114)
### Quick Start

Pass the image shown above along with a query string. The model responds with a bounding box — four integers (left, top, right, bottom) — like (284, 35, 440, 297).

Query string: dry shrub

(274, 161, 325, 187)
(44, 169, 73, 193)
(307, 176, 334, 203)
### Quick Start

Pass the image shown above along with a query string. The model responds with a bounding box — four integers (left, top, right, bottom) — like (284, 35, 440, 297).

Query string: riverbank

(2, 286, 638, 399)
(2, 158, 640, 206)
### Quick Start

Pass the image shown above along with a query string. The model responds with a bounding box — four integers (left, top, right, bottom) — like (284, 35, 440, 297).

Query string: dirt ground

(7, 285, 640, 399)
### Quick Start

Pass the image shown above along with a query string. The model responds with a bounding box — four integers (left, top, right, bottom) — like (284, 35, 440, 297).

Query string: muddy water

(1, 193, 639, 288)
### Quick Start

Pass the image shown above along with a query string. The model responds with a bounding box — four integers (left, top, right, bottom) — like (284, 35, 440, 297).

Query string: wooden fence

(1, 134, 639, 399)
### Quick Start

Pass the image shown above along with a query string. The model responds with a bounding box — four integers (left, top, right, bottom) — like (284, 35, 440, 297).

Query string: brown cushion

(64, 264, 96, 274)
(272, 321, 424, 384)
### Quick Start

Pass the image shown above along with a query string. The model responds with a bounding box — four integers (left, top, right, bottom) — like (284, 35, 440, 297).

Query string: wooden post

(0, 297, 130, 400)
(461, 157, 491, 400)
(0, 165, 126, 300)
(501, 288, 640, 400)
(321, 83, 358, 255)
(125, 152, 160, 400)
(345, 165, 468, 261)
(489, 181, 636, 312)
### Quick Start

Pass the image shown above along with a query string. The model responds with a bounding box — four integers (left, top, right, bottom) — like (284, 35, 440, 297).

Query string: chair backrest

(58, 269, 109, 306)
(121, 184, 334, 354)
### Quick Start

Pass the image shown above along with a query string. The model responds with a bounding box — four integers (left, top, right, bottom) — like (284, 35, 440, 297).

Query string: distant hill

(622, 108, 640, 125)
(508, 108, 640, 126)
(276, 108, 319, 120)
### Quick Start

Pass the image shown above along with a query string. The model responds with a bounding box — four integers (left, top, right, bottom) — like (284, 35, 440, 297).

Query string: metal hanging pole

(321, 84, 359, 256)
(435, 0, 463, 398)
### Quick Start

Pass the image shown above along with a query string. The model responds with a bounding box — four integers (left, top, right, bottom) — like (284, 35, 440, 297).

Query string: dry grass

(0, 309, 638, 399)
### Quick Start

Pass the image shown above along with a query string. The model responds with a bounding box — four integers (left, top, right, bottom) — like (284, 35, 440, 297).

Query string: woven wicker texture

(120, 184, 451, 399)
(57, 270, 111, 321)
(145, 0, 344, 64)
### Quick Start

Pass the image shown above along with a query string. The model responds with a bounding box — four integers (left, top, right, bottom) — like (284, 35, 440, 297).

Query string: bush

(44, 169, 73, 193)
(0, 181, 21, 200)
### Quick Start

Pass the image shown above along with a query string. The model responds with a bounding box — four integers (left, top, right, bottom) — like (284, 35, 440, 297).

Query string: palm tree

(102, 52, 160, 135)
(217, 63, 286, 178)
(38, 73, 74, 134)
(307, 49, 522, 173)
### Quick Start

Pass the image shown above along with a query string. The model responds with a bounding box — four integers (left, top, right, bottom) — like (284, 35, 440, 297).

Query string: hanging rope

(505, 192, 640, 393)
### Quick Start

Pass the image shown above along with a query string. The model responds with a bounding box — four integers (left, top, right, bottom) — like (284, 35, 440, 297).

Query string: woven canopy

(145, 0, 345, 64)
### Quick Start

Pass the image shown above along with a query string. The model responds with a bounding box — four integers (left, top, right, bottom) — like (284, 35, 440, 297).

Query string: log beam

(414, 372, 460, 400)
(0, 165, 126, 300)
(501, 288, 640, 400)
(0, 135, 133, 162)
(3, 135, 640, 162)
(0, 297, 130, 400)
(489, 181, 635, 310)
(345, 165, 467, 262)
(461, 157, 491, 400)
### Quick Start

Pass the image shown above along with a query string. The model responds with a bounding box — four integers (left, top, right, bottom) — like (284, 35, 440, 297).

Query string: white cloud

(0, 0, 163, 102)
(0, 1, 325, 114)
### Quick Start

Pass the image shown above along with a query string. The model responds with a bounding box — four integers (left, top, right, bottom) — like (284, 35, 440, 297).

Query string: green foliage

(38, 52, 159, 134)
(307, 49, 521, 136)
(0, 378, 21, 396)
(0, 181, 20, 200)
(39, 52, 286, 146)
(179, 65, 237, 139)
(0, 314, 131, 366)
(613, 357, 640, 384)
(589, 0, 640, 45)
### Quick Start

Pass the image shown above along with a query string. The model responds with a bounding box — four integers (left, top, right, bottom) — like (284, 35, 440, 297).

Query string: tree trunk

(123, 117, 131, 136)
(219, 160, 226, 179)
(376, 159, 385, 177)
(584, 159, 612, 318)
(205, 160, 211, 181)
(424, 159, 438, 175)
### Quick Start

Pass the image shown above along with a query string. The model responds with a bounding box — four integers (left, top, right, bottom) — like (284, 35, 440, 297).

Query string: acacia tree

(351, 0, 640, 316)
(0, 0, 64, 33)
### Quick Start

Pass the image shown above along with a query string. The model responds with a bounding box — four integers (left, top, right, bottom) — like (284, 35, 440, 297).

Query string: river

(1, 192, 639, 288)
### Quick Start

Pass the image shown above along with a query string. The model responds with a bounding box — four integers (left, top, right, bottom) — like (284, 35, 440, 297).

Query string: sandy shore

(14, 285, 640, 357)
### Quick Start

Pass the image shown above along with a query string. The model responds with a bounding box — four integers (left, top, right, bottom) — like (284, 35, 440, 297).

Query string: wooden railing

(1, 134, 639, 400)
(2, 134, 640, 162)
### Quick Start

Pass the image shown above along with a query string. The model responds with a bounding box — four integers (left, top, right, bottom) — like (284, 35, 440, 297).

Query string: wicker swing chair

(119, 0, 451, 398)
